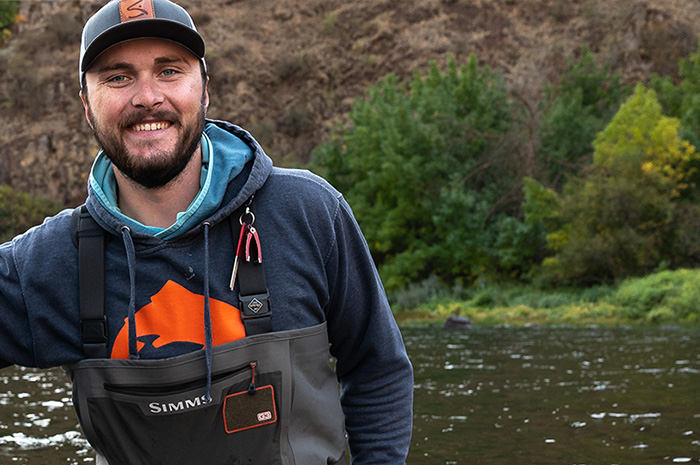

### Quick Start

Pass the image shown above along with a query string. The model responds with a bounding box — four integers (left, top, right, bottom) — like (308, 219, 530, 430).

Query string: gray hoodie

(0, 120, 413, 463)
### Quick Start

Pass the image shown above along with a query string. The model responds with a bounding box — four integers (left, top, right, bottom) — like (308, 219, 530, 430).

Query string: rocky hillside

(1, 0, 699, 205)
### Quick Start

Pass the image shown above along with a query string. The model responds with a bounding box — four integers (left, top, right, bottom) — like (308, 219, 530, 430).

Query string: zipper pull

(248, 362, 257, 395)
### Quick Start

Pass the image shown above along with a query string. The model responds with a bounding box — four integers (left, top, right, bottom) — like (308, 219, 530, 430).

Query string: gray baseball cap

(79, 0, 206, 86)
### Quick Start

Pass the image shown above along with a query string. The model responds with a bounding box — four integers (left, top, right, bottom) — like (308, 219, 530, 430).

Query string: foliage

(594, 84, 697, 195)
(395, 269, 699, 326)
(537, 47, 630, 187)
(311, 54, 513, 290)
(388, 274, 468, 311)
(652, 39, 700, 151)
(313, 44, 700, 294)
(538, 85, 700, 284)
(606, 269, 700, 323)
(393, 280, 619, 327)
(0, 0, 19, 31)
(494, 177, 561, 279)
(495, 50, 628, 279)
(0, 185, 62, 243)
(651, 39, 700, 199)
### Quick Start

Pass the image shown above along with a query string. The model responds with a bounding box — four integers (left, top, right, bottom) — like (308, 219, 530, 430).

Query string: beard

(87, 98, 207, 189)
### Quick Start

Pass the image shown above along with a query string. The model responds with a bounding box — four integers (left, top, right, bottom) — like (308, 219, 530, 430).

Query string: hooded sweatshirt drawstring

(119, 223, 215, 400)
(121, 226, 140, 360)
(203, 222, 214, 403)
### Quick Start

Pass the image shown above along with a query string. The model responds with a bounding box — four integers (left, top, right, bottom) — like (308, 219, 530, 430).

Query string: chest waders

(65, 205, 348, 465)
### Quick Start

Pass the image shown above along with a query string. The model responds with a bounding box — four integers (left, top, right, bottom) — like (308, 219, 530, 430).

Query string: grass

(392, 269, 700, 327)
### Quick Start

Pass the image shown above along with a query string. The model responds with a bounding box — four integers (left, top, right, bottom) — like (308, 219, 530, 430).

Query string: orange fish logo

(111, 280, 246, 359)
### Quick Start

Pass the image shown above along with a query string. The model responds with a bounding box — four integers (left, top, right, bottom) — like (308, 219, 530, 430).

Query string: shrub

(496, 50, 629, 279)
(388, 275, 469, 311)
(0, 185, 62, 243)
(495, 177, 561, 279)
(609, 269, 700, 322)
(537, 47, 630, 187)
(652, 39, 700, 200)
(0, 0, 19, 32)
(653, 40, 700, 150)
(311, 54, 513, 290)
(539, 85, 700, 284)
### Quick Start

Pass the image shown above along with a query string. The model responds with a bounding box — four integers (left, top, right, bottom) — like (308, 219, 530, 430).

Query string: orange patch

(119, 0, 155, 22)
(111, 280, 246, 359)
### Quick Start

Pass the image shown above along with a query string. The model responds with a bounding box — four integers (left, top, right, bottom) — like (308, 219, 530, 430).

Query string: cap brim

(80, 19, 205, 74)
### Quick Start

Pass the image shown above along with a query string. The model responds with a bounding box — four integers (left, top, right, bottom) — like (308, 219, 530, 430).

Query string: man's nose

(131, 78, 163, 110)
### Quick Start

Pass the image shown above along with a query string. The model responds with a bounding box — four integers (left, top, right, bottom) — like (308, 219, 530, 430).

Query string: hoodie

(0, 120, 413, 464)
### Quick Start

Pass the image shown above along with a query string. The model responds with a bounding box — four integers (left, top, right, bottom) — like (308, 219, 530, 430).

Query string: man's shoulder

(9, 208, 75, 250)
(256, 168, 345, 225)
(266, 167, 342, 200)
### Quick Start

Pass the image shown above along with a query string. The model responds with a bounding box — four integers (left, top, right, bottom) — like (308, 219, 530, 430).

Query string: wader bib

(65, 205, 348, 465)
(66, 324, 347, 465)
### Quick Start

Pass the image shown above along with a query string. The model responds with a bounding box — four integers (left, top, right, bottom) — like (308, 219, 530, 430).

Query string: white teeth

(132, 122, 170, 132)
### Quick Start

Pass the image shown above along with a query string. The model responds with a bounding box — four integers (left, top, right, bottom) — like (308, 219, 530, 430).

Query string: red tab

(119, 0, 155, 22)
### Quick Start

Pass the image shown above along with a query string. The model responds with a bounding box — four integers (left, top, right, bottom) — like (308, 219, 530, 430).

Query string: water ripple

(0, 431, 89, 450)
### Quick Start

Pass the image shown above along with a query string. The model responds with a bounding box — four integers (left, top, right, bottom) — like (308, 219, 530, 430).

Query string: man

(0, 0, 413, 463)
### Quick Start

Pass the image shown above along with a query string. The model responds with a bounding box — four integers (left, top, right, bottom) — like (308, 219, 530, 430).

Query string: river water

(0, 326, 698, 464)
(406, 325, 700, 464)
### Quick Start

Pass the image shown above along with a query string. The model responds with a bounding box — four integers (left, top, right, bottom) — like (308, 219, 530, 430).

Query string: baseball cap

(79, 0, 206, 86)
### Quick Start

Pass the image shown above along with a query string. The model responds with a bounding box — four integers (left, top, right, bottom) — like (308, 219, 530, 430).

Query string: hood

(81, 119, 274, 401)
(84, 119, 273, 242)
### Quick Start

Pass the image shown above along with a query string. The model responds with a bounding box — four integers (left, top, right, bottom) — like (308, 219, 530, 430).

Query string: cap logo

(119, 0, 155, 22)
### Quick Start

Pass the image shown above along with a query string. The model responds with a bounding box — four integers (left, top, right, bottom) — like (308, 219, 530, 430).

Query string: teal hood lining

(88, 123, 254, 240)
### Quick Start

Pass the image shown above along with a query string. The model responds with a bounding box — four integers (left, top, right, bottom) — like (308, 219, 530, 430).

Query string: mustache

(118, 110, 180, 131)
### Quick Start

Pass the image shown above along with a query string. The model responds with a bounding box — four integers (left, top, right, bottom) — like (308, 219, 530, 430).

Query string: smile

(131, 121, 171, 132)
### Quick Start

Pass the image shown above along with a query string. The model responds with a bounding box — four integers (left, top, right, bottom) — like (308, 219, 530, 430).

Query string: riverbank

(393, 268, 700, 328)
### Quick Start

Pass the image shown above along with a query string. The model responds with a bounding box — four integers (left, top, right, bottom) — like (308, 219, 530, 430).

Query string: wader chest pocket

(102, 362, 256, 399)
(85, 368, 283, 465)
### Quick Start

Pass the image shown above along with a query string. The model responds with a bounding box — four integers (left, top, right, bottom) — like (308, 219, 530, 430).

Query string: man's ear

(203, 77, 210, 112)
(80, 90, 94, 129)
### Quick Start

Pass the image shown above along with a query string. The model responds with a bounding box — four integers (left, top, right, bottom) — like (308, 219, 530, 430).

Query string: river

(1, 325, 698, 464)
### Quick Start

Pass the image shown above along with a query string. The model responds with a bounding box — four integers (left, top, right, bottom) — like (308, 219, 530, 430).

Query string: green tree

(651, 39, 700, 199)
(540, 85, 700, 284)
(652, 39, 700, 150)
(483, 49, 629, 281)
(537, 47, 629, 187)
(311, 55, 513, 290)
(594, 85, 697, 196)
(495, 177, 561, 279)
(0, 0, 19, 37)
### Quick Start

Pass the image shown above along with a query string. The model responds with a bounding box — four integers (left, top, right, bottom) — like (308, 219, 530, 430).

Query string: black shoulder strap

(229, 200, 272, 336)
(71, 199, 272, 359)
(71, 205, 109, 358)
(238, 257, 272, 335)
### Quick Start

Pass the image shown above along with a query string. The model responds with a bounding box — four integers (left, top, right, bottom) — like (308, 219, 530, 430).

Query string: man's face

(81, 38, 209, 188)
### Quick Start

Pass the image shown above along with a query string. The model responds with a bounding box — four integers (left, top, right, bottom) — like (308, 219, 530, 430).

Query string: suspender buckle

(239, 292, 271, 319)
(81, 317, 108, 344)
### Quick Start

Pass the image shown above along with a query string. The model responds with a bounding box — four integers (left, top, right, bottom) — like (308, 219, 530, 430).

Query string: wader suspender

(230, 200, 272, 335)
(72, 205, 109, 359)
(71, 202, 272, 359)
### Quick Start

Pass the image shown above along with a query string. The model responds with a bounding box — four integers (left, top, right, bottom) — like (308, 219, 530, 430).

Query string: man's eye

(161, 69, 177, 77)
(109, 75, 128, 83)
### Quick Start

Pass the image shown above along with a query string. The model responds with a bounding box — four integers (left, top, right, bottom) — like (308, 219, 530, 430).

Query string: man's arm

(324, 197, 413, 464)
(0, 211, 81, 369)
(0, 240, 35, 367)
